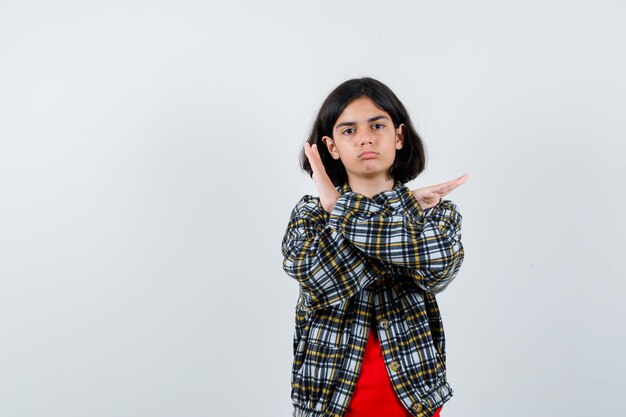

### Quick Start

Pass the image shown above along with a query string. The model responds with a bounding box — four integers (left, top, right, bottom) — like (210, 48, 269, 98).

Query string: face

(322, 96, 404, 182)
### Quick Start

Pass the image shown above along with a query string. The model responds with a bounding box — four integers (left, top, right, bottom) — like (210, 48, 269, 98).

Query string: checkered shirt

(281, 180, 465, 417)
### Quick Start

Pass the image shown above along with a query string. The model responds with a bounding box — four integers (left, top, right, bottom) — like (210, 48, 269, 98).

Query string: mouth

(359, 151, 378, 159)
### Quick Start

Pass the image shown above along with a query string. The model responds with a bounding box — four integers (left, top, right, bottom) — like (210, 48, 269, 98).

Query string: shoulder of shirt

(290, 182, 435, 213)
(293, 183, 355, 208)
(424, 198, 462, 218)
(292, 194, 323, 214)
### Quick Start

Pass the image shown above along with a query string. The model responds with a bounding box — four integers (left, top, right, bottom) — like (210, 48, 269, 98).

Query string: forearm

(281, 195, 384, 311)
(330, 186, 465, 292)
(391, 243, 464, 293)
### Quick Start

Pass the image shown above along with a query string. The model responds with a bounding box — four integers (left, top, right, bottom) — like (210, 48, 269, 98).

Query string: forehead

(334, 96, 390, 127)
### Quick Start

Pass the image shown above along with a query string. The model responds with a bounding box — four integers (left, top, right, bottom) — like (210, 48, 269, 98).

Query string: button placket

(411, 403, 423, 413)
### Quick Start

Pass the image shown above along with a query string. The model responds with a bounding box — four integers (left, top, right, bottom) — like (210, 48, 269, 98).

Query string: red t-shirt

(345, 319, 443, 417)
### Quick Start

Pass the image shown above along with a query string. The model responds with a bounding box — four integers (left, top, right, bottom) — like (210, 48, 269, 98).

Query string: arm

(330, 185, 464, 294)
(281, 195, 387, 312)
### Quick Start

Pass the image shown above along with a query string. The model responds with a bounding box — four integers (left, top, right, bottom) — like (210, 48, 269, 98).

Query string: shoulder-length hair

(299, 77, 427, 186)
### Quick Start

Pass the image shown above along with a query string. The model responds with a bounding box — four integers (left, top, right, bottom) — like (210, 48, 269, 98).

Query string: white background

(1, 1, 624, 416)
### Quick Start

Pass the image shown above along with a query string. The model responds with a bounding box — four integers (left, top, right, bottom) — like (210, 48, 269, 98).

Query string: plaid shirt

(281, 180, 465, 417)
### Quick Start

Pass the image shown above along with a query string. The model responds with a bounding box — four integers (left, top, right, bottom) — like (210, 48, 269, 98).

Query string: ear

(322, 135, 341, 160)
(395, 123, 405, 149)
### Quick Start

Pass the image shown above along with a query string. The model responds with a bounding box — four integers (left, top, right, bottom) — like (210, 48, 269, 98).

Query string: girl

(281, 77, 468, 417)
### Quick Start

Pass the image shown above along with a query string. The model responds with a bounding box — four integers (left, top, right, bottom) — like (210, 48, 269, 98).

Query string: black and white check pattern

(281, 180, 465, 417)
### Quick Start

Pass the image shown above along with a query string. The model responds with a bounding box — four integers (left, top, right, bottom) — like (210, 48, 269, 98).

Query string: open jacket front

(281, 180, 465, 417)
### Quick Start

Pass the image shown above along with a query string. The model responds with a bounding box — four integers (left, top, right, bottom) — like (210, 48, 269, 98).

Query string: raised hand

(303, 143, 341, 213)
(412, 173, 469, 209)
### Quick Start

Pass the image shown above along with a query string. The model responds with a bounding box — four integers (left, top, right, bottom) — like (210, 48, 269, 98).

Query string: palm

(303, 143, 340, 213)
(412, 174, 469, 209)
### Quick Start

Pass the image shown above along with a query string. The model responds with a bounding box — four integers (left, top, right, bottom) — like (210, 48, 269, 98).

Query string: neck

(347, 176, 395, 198)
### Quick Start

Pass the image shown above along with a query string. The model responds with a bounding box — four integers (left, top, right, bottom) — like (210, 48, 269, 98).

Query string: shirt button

(379, 318, 390, 329)
(390, 360, 401, 372)
(411, 403, 423, 413)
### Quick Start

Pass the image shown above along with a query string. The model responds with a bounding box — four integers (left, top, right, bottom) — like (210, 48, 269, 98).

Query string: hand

(303, 143, 341, 213)
(412, 173, 469, 209)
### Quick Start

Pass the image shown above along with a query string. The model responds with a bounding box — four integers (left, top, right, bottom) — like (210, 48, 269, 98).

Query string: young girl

(281, 77, 468, 417)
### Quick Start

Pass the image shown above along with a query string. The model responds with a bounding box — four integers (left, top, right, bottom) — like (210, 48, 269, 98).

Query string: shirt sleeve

(281, 195, 387, 312)
(330, 186, 465, 294)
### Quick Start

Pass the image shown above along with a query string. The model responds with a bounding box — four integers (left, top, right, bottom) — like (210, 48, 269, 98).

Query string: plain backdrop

(1, 1, 624, 416)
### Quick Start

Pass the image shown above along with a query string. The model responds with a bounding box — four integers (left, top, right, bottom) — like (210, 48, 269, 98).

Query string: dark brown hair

(300, 77, 427, 186)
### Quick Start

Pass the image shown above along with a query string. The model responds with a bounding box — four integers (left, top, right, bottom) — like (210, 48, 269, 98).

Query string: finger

(434, 181, 462, 198)
(441, 173, 469, 188)
(441, 181, 460, 193)
(428, 177, 460, 191)
(304, 143, 319, 171)
(455, 173, 469, 185)
(305, 143, 325, 175)
(311, 143, 320, 157)
(310, 144, 323, 166)
(434, 174, 469, 194)
(428, 181, 457, 196)
(304, 143, 314, 164)
(304, 143, 320, 163)
(438, 184, 459, 198)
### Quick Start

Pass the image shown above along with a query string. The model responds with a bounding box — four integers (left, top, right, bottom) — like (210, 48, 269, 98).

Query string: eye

(342, 128, 355, 135)
(373, 123, 385, 129)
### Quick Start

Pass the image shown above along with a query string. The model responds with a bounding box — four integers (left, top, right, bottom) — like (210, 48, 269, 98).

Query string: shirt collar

(336, 179, 405, 203)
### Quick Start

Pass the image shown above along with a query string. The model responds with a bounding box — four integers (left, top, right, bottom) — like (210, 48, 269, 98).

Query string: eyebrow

(335, 115, 390, 129)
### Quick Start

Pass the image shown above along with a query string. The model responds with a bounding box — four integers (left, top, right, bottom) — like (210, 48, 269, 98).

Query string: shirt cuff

(386, 185, 425, 220)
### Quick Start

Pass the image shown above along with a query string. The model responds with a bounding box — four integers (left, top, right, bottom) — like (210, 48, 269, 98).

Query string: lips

(359, 151, 378, 158)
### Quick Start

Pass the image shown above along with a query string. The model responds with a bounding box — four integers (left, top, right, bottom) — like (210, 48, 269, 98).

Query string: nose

(358, 131, 374, 145)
